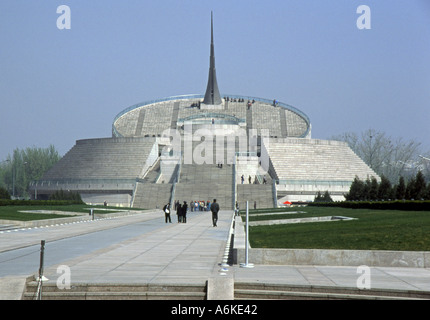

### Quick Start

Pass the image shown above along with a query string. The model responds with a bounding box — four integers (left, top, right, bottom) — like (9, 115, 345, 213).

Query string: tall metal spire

(203, 11, 222, 105)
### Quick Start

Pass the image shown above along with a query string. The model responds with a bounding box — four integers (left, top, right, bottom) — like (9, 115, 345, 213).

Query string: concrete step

(234, 283, 430, 300)
(0, 225, 20, 232)
(23, 282, 207, 300)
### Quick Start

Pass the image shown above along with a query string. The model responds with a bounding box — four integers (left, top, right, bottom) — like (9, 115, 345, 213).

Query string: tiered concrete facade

(30, 137, 159, 206)
(31, 94, 377, 208)
(262, 138, 379, 203)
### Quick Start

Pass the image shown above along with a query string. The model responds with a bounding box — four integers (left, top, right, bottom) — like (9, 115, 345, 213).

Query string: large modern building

(30, 13, 377, 209)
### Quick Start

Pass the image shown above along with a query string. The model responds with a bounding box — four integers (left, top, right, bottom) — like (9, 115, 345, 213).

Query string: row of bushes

(0, 199, 84, 206)
(0, 190, 84, 206)
(0, 187, 11, 200)
(345, 172, 430, 202)
(308, 200, 430, 211)
(49, 190, 83, 203)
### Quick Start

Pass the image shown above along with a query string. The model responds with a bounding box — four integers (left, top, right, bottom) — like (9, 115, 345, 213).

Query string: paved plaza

(1, 210, 430, 299)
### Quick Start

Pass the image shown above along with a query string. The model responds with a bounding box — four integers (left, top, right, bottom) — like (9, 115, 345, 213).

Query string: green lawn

(242, 207, 430, 251)
(0, 204, 142, 221)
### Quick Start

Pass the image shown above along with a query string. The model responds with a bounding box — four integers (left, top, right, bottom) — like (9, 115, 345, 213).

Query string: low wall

(233, 217, 430, 268)
(234, 247, 430, 268)
(0, 210, 142, 229)
(0, 215, 91, 228)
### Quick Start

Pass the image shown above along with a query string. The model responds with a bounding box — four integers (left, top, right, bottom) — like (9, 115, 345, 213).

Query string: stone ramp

(132, 157, 174, 209)
(132, 183, 173, 209)
(236, 184, 274, 210)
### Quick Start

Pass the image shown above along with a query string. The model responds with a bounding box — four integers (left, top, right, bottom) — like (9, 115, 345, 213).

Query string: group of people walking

(190, 200, 212, 212)
(241, 174, 267, 184)
(163, 201, 188, 223)
(163, 199, 220, 227)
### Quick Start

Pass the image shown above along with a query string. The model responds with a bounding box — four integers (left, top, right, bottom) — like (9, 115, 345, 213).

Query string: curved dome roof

(112, 94, 311, 139)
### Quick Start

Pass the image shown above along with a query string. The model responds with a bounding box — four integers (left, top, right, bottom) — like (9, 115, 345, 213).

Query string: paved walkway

(1, 209, 430, 299)
(40, 210, 233, 285)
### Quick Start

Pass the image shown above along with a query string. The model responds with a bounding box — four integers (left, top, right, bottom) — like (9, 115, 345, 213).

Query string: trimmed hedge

(0, 199, 83, 206)
(308, 200, 430, 211)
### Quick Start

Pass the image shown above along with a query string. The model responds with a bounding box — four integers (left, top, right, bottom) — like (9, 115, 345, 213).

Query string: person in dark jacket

(182, 201, 188, 223)
(163, 203, 171, 223)
(210, 198, 220, 227)
(176, 202, 182, 223)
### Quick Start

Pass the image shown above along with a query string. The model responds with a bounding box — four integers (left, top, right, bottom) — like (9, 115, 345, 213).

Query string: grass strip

(245, 207, 430, 251)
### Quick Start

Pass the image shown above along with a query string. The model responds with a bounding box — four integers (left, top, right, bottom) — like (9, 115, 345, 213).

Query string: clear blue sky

(1, 0, 429, 161)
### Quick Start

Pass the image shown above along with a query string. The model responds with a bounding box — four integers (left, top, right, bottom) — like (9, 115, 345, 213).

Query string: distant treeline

(0, 189, 83, 205)
(344, 171, 430, 202)
(308, 200, 430, 211)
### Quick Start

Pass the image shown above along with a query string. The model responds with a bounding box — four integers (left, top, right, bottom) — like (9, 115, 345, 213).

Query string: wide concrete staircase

(22, 280, 430, 300)
(266, 138, 378, 181)
(174, 163, 234, 210)
(234, 282, 430, 300)
(22, 281, 207, 300)
(41, 137, 157, 180)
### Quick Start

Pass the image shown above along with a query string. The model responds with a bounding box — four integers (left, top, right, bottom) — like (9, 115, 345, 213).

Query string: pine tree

(0, 186, 10, 200)
(406, 177, 416, 200)
(323, 191, 333, 202)
(345, 176, 364, 201)
(425, 183, 430, 200)
(396, 176, 406, 200)
(414, 171, 426, 200)
(362, 178, 371, 201)
(378, 175, 392, 200)
(369, 176, 379, 200)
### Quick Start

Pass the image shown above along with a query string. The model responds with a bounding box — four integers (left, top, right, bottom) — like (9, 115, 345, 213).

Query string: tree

(369, 176, 379, 201)
(362, 177, 371, 201)
(332, 129, 423, 184)
(49, 190, 83, 203)
(345, 176, 364, 201)
(395, 176, 406, 200)
(377, 175, 392, 200)
(419, 154, 430, 183)
(0, 145, 61, 198)
(314, 191, 334, 203)
(405, 177, 416, 200)
(345, 173, 429, 201)
(425, 183, 430, 200)
(414, 171, 426, 200)
(323, 191, 333, 202)
(0, 186, 10, 200)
